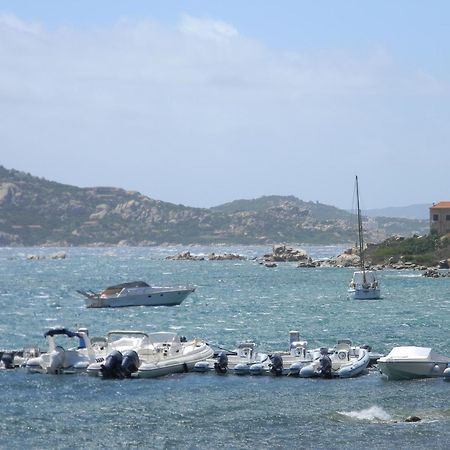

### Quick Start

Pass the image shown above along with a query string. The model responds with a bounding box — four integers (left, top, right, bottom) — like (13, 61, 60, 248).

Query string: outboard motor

(47, 346, 65, 374)
(361, 344, 372, 352)
(319, 354, 332, 379)
(214, 351, 228, 374)
(270, 353, 283, 376)
(100, 350, 123, 379)
(121, 350, 140, 378)
(1, 353, 14, 369)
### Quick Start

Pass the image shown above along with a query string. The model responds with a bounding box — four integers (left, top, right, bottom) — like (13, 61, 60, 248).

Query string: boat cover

(385, 346, 450, 363)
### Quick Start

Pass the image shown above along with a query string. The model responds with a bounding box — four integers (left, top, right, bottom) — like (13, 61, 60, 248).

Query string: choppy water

(1, 245, 449, 449)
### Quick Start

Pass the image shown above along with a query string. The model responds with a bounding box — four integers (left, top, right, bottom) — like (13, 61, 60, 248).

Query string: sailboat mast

(355, 176, 366, 280)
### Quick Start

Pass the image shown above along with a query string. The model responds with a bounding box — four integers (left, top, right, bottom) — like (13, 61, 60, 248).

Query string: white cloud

(179, 15, 238, 42)
(0, 12, 42, 34)
(0, 13, 448, 208)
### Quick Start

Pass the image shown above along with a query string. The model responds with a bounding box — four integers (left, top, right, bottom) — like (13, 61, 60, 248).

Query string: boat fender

(121, 350, 140, 378)
(270, 354, 283, 376)
(443, 367, 450, 380)
(183, 362, 189, 373)
(234, 363, 250, 375)
(288, 362, 302, 376)
(214, 352, 228, 374)
(1, 353, 14, 369)
(249, 363, 264, 375)
(100, 350, 123, 379)
(431, 364, 442, 374)
(193, 361, 210, 373)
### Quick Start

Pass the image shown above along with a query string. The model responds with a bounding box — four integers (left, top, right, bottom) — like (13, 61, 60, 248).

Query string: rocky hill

(0, 166, 428, 246)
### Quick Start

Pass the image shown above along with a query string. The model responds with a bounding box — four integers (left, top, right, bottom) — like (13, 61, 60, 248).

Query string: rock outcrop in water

(264, 245, 310, 262)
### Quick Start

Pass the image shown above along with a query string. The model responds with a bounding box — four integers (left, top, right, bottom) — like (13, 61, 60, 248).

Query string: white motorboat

(348, 176, 381, 300)
(87, 331, 213, 379)
(77, 281, 195, 308)
(299, 339, 370, 378)
(378, 346, 450, 380)
(26, 327, 98, 374)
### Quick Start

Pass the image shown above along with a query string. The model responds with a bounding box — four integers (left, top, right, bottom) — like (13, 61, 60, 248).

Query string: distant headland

(0, 165, 428, 247)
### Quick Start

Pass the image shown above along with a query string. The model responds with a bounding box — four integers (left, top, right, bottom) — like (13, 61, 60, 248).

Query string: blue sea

(1, 245, 449, 449)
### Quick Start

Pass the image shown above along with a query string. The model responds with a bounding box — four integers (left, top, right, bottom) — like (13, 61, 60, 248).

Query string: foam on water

(339, 406, 392, 422)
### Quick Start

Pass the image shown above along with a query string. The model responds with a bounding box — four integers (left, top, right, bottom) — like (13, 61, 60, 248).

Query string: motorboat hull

(84, 288, 195, 308)
(378, 361, 449, 380)
(137, 344, 214, 378)
(348, 287, 381, 300)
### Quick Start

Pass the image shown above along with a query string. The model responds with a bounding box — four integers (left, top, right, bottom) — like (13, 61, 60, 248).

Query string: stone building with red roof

(430, 201, 450, 235)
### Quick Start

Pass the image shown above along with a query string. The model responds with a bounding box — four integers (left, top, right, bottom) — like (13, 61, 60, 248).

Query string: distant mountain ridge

(363, 204, 430, 220)
(0, 166, 428, 246)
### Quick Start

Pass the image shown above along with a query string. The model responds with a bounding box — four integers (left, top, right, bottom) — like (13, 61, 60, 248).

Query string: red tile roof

(430, 201, 450, 209)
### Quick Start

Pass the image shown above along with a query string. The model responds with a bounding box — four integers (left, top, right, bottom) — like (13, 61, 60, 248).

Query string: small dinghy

(26, 327, 97, 374)
(378, 346, 450, 380)
(299, 339, 370, 378)
(194, 342, 272, 375)
(231, 342, 270, 375)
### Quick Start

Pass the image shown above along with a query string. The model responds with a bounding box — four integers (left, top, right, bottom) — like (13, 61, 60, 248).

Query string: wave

(338, 405, 392, 422)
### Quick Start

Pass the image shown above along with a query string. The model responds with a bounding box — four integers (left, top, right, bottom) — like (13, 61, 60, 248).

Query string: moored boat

(348, 176, 381, 300)
(77, 281, 195, 308)
(378, 346, 450, 380)
(299, 339, 370, 378)
(87, 331, 213, 379)
(26, 327, 98, 374)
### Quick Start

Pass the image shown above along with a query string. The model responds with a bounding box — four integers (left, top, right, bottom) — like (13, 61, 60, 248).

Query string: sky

(0, 1, 449, 210)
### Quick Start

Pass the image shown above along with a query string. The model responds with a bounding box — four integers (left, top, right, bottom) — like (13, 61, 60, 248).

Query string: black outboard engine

(319, 354, 332, 379)
(100, 350, 123, 379)
(270, 353, 283, 376)
(121, 350, 140, 378)
(1, 353, 14, 369)
(214, 351, 228, 374)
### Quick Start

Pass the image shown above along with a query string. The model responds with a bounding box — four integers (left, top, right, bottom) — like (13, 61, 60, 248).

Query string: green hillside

(0, 166, 429, 246)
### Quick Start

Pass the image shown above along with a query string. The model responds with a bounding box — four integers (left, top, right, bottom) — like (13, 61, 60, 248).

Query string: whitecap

(339, 405, 392, 422)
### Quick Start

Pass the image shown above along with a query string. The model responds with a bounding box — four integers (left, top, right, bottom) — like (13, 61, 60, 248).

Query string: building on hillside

(430, 201, 450, 235)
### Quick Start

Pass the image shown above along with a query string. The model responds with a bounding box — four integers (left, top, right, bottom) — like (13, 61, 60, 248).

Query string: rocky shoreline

(16, 244, 450, 278)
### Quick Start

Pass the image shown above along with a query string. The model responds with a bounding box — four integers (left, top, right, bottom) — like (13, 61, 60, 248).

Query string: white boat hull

(137, 344, 214, 378)
(85, 288, 195, 308)
(348, 287, 381, 300)
(378, 361, 449, 380)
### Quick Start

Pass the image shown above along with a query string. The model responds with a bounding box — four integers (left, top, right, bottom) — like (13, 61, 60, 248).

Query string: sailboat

(348, 176, 381, 300)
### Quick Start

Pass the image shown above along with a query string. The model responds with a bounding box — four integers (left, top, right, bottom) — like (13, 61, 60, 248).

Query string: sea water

(0, 246, 449, 449)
